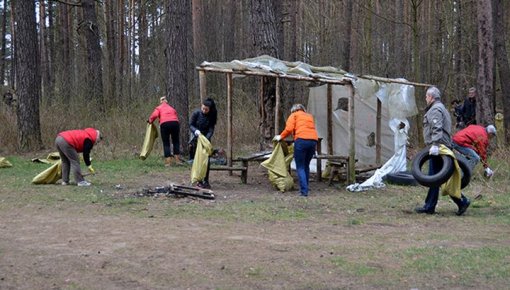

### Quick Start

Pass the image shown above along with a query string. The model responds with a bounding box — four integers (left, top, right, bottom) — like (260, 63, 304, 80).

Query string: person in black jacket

(461, 87, 477, 126)
(189, 98, 217, 188)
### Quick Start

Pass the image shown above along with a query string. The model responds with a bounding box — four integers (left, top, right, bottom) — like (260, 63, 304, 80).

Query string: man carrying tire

(415, 87, 470, 215)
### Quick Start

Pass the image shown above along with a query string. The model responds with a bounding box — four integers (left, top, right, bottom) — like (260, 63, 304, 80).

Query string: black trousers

(160, 121, 180, 157)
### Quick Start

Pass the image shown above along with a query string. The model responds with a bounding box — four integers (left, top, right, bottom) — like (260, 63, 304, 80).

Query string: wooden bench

(314, 154, 351, 182)
(210, 151, 271, 184)
(327, 161, 380, 185)
(209, 165, 248, 184)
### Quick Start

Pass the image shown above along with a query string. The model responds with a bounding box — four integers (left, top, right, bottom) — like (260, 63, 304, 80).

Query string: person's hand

(194, 130, 201, 137)
(88, 165, 96, 175)
(272, 135, 281, 142)
(429, 145, 439, 156)
(484, 167, 493, 178)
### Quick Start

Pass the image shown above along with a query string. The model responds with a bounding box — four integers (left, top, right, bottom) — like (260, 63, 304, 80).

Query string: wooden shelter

(196, 56, 431, 183)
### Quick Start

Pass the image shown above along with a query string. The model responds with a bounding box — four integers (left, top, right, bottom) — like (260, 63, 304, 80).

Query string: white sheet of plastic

(346, 118, 410, 192)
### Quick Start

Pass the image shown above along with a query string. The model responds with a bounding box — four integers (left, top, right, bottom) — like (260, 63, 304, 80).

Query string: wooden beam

(347, 82, 356, 184)
(196, 66, 432, 87)
(199, 70, 206, 102)
(327, 84, 333, 154)
(275, 77, 281, 134)
(226, 73, 233, 173)
(196, 66, 350, 85)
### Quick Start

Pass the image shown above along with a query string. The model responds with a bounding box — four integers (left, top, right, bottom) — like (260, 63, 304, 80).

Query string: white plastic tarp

(346, 118, 410, 192)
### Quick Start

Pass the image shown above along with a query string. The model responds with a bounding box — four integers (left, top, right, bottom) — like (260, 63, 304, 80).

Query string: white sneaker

(77, 180, 92, 187)
(61, 181, 68, 186)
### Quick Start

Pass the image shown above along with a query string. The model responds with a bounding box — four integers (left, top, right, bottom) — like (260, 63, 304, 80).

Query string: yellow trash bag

(140, 123, 158, 160)
(261, 142, 294, 192)
(31, 152, 61, 164)
(0, 157, 13, 168)
(439, 144, 461, 199)
(32, 160, 62, 184)
(190, 135, 213, 184)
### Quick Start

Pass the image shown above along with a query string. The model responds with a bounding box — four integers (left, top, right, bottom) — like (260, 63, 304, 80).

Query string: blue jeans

(294, 139, 317, 196)
(452, 142, 480, 169)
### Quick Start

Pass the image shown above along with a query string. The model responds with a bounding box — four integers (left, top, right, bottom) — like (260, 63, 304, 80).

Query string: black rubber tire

(384, 171, 418, 186)
(454, 153, 472, 189)
(411, 146, 455, 187)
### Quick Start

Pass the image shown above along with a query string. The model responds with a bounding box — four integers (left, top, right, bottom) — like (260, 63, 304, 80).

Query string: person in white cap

(452, 124, 496, 177)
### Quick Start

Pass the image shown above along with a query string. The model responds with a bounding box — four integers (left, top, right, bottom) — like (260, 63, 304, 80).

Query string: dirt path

(1, 166, 509, 289)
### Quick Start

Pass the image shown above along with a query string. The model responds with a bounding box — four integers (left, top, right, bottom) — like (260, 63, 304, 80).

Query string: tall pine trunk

(476, 0, 495, 125)
(250, 0, 282, 149)
(80, 0, 104, 109)
(494, 0, 510, 143)
(165, 0, 191, 156)
(13, 0, 42, 151)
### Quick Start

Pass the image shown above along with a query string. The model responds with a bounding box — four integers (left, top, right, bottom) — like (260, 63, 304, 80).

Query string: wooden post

(316, 138, 323, 182)
(327, 84, 333, 155)
(199, 70, 206, 102)
(227, 73, 233, 174)
(376, 98, 381, 165)
(275, 77, 281, 134)
(347, 82, 356, 184)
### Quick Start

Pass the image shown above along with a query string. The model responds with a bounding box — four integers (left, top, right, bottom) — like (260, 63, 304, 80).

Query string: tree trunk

(494, 0, 510, 143)
(58, 3, 72, 103)
(342, 0, 353, 72)
(0, 0, 8, 85)
(138, 0, 149, 98)
(411, 0, 424, 146)
(13, 0, 42, 151)
(39, 0, 51, 102)
(80, 0, 104, 109)
(165, 0, 191, 156)
(476, 0, 495, 125)
(250, 0, 282, 149)
(104, 0, 116, 105)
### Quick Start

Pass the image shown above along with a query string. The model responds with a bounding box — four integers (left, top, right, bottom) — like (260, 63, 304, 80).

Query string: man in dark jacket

(461, 87, 477, 126)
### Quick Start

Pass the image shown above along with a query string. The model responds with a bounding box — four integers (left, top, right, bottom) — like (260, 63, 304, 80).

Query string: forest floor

(0, 154, 509, 289)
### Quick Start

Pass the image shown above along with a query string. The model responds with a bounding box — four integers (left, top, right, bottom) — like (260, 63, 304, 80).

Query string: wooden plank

(210, 166, 247, 171)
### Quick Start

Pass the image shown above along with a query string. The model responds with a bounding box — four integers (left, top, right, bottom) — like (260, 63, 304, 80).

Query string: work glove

(272, 135, 281, 142)
(88, 165, 96, 175)
(194, 130, 201, 137)
(429, 145, 439, 156)
(484, 167, 493, 178)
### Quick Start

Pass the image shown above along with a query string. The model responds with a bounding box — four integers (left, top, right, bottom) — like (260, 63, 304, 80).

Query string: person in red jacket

(148, 96, 182, 166)
(55, 128, 101, 186)
(452, 124, 496, 177)
(273, 104, 319, 197)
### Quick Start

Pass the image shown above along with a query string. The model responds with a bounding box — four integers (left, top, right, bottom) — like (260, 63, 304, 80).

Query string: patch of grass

(330, 256, 378, 276)
(400, 246, 510, 282)
(162, 199, 309, 223)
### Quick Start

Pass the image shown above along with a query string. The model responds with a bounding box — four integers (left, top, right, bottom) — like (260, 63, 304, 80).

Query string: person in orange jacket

(273, 104, 318, 197)
(55, 128, 101, 186)
(452, 124, 496, 177)
(148, 96, 182, 166)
